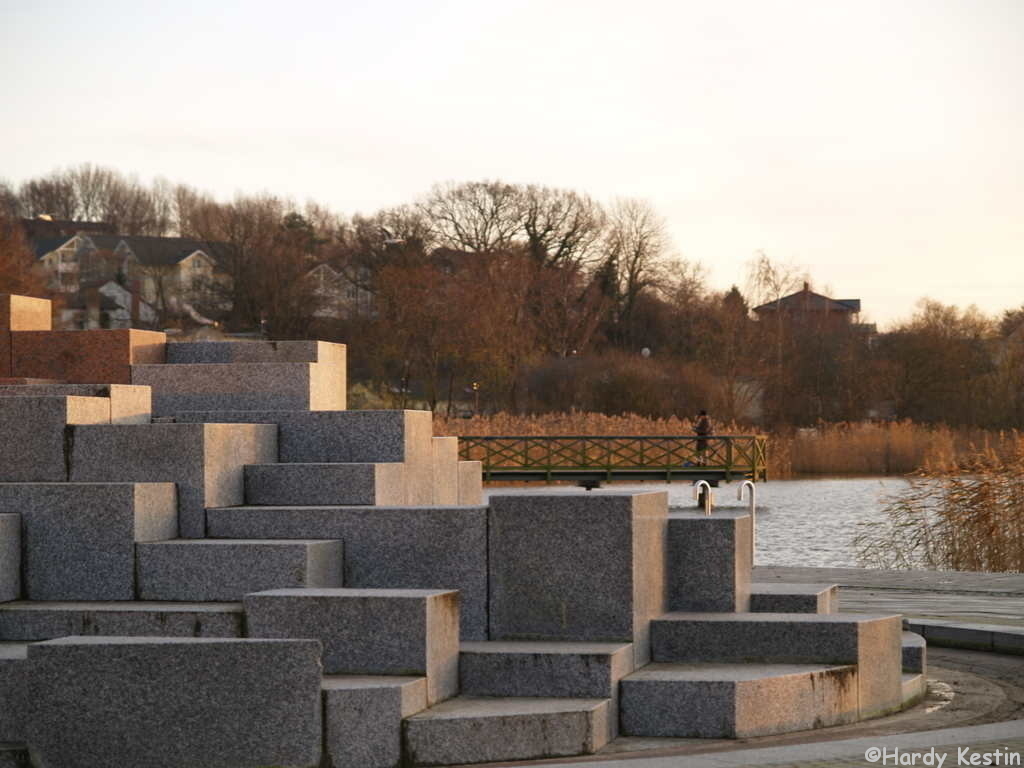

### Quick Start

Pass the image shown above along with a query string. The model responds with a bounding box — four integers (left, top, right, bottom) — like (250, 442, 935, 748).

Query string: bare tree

(519, 185, 606, 269)
(418, 181, 522, 253)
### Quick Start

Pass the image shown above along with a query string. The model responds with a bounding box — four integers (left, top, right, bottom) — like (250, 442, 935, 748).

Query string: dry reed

(854, 439, 1024, 572)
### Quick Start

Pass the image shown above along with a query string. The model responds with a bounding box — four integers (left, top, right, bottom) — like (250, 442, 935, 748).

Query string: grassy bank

(434, 412, 1021, 477)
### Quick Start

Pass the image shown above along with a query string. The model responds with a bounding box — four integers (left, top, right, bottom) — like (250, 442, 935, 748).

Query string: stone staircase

(0, 293, 925, 767)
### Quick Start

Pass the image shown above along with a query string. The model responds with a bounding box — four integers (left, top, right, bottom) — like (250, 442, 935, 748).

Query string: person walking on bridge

(695, 409, 714, 465)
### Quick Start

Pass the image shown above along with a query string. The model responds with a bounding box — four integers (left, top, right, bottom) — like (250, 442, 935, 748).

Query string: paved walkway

(753, 566, 1024, 628)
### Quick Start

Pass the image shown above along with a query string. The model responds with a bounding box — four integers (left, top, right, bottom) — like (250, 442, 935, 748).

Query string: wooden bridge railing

(457, 435, 769, 482)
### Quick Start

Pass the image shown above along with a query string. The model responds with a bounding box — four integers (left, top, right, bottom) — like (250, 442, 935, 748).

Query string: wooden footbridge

(457, 435, 769, 484)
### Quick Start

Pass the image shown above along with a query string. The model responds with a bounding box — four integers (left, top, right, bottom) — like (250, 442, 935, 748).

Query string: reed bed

(854, 440, 1024, 572)
(434, 412, 1020, 478)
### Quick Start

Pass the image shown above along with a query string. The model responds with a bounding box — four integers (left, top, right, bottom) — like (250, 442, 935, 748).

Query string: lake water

(483, 476, 911, 568)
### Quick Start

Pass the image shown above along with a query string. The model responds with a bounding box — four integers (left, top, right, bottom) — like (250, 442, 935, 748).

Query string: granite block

(70, 423, 277, 538)
(137, 539, 343, 601)
(322, 675, 427, 768)
(0, 396, 110, 482)
(206, 505, 489, 639)
(651, 612, 903, 720)
(174, 409, 434, 504)
(902, 631, 926, 673)
(0, 643, 27, 742)
(459, 641, 634, 698)
(488, 492, 667, 665)
(12, 329, 165, 384)
(903, 672, 926, 706)
(0, 383, 151, 424)
(0, 516, 18, 603)
(0, 333, 10, 378)
(246, 588, 459, 704)
(750, 582, 838, 614)
(0, 295, 51, 331)
(0, 482, 176, 600)
(167, 340, 346, 364)
(667, 511, 751, 612)
(244, 462, 406, 506)
(132, 361, 345, 414)
(26, 636, 323, 768)
(619, 662, 859, 738)
(403, 696, 611, 765)
(432, 437, 459, 505)
(458, 460, 483, 505)
(0, 601, 243, 640)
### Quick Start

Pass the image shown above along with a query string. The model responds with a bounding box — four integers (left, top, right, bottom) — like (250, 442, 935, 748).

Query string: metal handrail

(693, 480, 713, 516)
(738, 480, 756, 560)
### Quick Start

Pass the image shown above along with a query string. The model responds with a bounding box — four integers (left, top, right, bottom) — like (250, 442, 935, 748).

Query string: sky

(1, 0, 1021, 328)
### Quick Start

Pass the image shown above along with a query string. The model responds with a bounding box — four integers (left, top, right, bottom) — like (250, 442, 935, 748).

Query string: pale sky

(2, 0, 1021, 328)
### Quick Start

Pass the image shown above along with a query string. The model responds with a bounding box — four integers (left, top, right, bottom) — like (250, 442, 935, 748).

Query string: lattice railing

(457, 435, 768, 480)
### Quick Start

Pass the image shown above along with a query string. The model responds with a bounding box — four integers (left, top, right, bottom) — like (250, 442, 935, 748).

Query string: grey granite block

(667, 511, 751, 612)
(651, 612, 904, 720)
(175, 409, 433, 503)
(0, 643, 27, 742)
(403, 696, 611, 765)
(0, 396, 109, 482)
(0, 516, 18, 602)
(0, 601, 243, 640)
(167, 340, 346, 365)
(750, 582, 838, 614)
(70, 423, 277, 538)
(431, 437, 458, 505)
(902, 631, 926, 673)
(132, 361, 345, 414)
(244, 462, 406, 506)
(0, 384, 150, 424)
(207, 505, 488, 639)
(322, 675, 427, 768)
(459, 641, 633, 698)
(26, 636, 323, 768)
(488, 492, 667, 665)
(0, 483, 176, 600)
(137, 539, 343, 601)
(246, 588, 458, 704)
(619, 662, 859, 738)
(903, 672, 926, 706)
(457, 460, 483, 505)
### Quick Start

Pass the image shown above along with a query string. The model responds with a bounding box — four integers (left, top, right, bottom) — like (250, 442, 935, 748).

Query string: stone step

(132, 361, 345, 414)
(457, 460, 483, 505)
(750, 582, 839, 614)
(243, 462, 406, 506)
(206, 504, 488, 640)
(403, 696, 611, 766)
(26, 636, 322, 768)
(459, 641, 633, 699)
(902, 631, 926, 673)
(167, 340, 345, 365)
(902, 672, 926, 706)
(322, 675, 428, 768)
(651, 612, 905, 719)
(0, 383, 150, 424)
(431, 437, 458, 505)
(0, 483, 176, 601)
(0, 601, 244, 640)
(0, 642, 28, 743)
(619, 662, 859, 738)
(246, 588, 458, 705)
(136, 539, 343, 601)
(178, 409, 434, 503)
(11, 328, 166, 385)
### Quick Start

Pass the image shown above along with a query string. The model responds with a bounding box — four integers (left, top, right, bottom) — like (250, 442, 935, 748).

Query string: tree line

(2, 164, 1022, 429)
